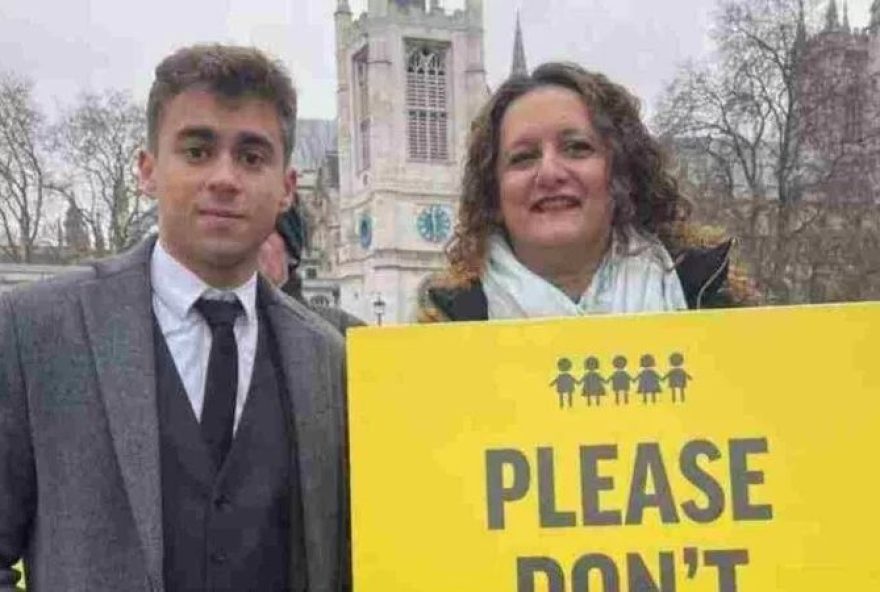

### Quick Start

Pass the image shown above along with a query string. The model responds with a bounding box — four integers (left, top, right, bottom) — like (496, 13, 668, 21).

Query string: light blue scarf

(481, 230, 687, 320)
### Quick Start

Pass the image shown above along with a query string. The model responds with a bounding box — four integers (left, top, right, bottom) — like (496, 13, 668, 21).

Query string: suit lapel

(262, 281, 340, 592)
(79, 239, 164, 589)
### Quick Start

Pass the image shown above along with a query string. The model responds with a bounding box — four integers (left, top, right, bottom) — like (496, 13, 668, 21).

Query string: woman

(419, 62, 753, 322)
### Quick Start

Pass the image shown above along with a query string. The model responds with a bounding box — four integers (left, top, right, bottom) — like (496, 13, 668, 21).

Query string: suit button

(214, 494, 232, 512)
(210, 551, 227, 565)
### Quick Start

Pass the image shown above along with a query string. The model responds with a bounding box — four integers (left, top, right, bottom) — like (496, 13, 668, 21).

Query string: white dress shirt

(151, 240, 258, 432)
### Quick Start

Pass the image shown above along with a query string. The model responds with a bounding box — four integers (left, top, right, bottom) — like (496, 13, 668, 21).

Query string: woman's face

(495, 85, 613, 264)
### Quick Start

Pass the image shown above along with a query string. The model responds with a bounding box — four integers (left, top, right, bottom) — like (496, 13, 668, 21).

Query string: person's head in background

(258, 199, 306, 294)
(259, 202, 368, 333)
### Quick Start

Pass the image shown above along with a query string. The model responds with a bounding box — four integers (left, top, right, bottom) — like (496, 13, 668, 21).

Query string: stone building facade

(669, 0, 880, 204)
(800, 0, 880, 203)
(321, 0, 488, 324)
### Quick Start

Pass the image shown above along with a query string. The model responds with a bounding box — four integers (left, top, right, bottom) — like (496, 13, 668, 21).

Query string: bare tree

(0, 72, 58, 262)
(655, 0, 880, 303)
(54, 90, 153, 255)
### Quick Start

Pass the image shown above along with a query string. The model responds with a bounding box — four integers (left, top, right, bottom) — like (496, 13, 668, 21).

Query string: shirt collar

(151, 239, 258, 324)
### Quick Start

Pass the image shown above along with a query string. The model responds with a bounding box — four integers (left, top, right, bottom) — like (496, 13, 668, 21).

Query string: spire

(871, 0, 880, 31)
(792, 0, 808, 87)
(842, 1, 850, 32)
(510, 11, 528, 77)
(63, 200, 90, 253)
(824, 0, 840, 32)
(794, 1, 807, 52)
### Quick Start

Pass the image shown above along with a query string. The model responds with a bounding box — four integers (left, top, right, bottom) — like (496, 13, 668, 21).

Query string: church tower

(333, 0, 488, 324)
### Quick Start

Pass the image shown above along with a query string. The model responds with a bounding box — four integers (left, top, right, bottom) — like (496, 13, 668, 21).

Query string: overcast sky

(0, 0, 873, 119)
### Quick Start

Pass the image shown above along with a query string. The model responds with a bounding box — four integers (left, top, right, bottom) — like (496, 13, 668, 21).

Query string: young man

(0, 45, 348, 592)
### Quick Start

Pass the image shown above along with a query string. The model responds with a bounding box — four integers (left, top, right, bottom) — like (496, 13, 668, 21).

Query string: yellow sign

(348, 303, 880, 591)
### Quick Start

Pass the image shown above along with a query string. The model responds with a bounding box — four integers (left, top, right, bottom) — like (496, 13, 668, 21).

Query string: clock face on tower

(416, 205, 452, 243)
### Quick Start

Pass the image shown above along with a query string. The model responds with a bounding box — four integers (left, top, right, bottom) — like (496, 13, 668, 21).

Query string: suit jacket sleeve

(339, 353, 352, 592)
(0, 293, 36, 591)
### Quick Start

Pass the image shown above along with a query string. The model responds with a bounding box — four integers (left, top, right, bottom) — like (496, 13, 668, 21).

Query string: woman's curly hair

(445, 62, 692, 279)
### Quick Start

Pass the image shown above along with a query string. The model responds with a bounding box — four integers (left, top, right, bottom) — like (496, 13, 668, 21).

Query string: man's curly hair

(445, 62, 691, 279)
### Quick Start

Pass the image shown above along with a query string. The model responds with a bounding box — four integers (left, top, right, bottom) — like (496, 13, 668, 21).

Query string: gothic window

(353, 48, 371, 171)
(843, 85, 863, 143)
(406, 41, 449, 162)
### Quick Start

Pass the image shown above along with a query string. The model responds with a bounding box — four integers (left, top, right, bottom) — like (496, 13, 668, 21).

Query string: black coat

(281, 273, 366, 335)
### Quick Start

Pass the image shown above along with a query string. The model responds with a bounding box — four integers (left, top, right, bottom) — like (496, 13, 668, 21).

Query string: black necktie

(194, 297, 243, 469)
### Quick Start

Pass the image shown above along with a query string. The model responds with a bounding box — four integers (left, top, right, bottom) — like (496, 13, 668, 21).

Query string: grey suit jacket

(0, 238, 350, 592)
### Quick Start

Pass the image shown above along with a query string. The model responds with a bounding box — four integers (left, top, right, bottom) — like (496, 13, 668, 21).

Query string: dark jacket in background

(281, 274, 366, 335)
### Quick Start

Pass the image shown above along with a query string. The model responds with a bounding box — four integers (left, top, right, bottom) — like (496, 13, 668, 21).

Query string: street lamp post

(372, 293, 386, 326)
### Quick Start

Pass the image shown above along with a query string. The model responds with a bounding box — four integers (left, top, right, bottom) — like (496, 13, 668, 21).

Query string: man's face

(139, 89, 294, 287)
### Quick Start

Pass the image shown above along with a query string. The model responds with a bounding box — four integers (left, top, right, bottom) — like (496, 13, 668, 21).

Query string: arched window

(406, 42, 449, 162)
(843, 85, 863, 143)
